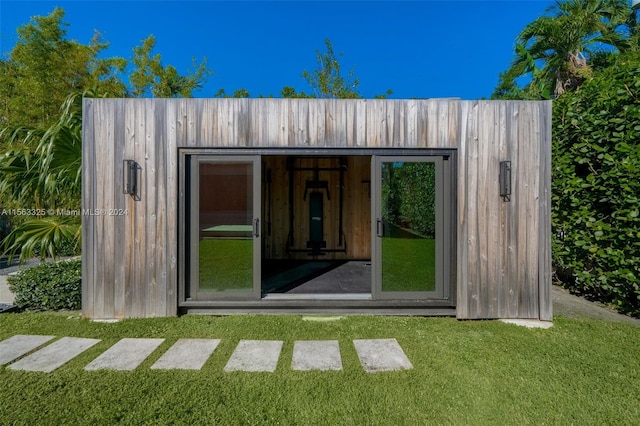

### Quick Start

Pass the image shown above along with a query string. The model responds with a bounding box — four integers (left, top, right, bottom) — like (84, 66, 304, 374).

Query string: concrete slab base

(353, 338, 413, 373)
(301, 316, 346, 322)
(8, 337, 100, 372)
(151, 339, 220, 370)
(85, 338, 164, 371)
(292, 340, 342, 371)
(0, 335, 55, 365)
(500, 319, 554, 329)
(224, 340, 283, 372)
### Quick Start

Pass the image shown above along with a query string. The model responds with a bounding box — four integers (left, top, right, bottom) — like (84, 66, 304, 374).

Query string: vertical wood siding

(82, 98, 551, 319)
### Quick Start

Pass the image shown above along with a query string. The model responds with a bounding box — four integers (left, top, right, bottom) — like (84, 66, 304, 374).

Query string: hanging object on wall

(500, 160, 512, 202)
(123, 159, 141, 201)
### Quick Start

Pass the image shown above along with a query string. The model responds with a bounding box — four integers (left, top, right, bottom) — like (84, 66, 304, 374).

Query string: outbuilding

(82, 98, 552, 320)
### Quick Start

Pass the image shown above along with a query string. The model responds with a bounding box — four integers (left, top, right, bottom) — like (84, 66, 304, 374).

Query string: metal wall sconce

(123, 160, 141, 201)
(500, 160, 512, 202)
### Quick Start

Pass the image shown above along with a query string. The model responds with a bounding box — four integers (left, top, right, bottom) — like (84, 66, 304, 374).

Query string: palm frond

(2, 216, 80, 262)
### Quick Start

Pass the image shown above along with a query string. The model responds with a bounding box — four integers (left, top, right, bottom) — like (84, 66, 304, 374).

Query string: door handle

(376, 219, 383, 237)
(254, 218, 260, 238)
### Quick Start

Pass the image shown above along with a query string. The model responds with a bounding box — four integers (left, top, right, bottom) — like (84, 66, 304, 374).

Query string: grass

(382, 237, 436, 292)
(1, 312, 639, 425)
(199, 239, 253, 291)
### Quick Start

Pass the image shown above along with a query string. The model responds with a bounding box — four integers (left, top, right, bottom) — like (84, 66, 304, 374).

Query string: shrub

(552, 52, 640, 318)
(7, 259, 81, 311)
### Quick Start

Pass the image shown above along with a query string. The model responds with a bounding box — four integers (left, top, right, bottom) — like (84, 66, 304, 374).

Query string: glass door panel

(373, 156, 447, 299)
(190, 156, 260, 299)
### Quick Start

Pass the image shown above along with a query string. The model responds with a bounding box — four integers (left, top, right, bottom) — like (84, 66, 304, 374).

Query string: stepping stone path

(9, 337, 100, 372)
(0, 335, 412, 374)
(151, 339, 220, 370)
(292, 340, 342, 371)
(0, 335, 55, 365)
(353, 338, 413, 373)
(85, 338, 164, 371)
(224, 340, 283, 372)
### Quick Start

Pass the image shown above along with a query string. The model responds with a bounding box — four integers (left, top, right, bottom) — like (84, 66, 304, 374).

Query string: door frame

(178, 148, 456, 309)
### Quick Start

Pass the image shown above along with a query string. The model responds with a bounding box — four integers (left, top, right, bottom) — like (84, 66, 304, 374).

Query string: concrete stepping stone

(85, 338, 164, 371)
(353, 338, 413, 373)
(224, 340, 283, 372)
(151, 339, 220, 370)
(0, 335, 56, 365)
(8, 337, 101, 372)
(292, 340, 342, 371)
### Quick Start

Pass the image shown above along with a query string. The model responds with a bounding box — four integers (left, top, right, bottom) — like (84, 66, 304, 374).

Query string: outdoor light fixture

(500, 160, 512, 202)
(123, 159, 141, 200)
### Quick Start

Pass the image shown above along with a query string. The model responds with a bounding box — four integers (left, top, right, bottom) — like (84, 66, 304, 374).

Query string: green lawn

(199, 239, 253, 291)
(1, 313, 639, 425)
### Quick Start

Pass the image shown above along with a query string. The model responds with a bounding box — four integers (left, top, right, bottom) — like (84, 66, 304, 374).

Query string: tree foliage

(129, 35, 212, 97)
(301, 39, 361, 99)
(493, 0, 633, 99)
(0, 90, 90, 260)
(0, 8, 212, 134)
(285, 39, 392, 99)
(214, 88, 252, 98)
(552, 51, 640, 317)
(0, 7, 127, 128)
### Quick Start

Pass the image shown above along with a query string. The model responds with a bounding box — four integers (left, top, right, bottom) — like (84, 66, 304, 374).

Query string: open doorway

(261, 156, 372, 295)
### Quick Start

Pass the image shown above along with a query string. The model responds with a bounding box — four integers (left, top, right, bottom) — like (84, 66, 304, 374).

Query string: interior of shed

(260, 156, 372, 295)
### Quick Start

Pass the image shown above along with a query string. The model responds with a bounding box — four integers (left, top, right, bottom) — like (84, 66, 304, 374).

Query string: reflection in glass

(198, 162, 253, 292)
(381, 162, 436, 292)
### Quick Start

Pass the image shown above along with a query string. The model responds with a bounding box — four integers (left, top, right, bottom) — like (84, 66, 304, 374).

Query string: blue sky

(0, 1, 553, 99)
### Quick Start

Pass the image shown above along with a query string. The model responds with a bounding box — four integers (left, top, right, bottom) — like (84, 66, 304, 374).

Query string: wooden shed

(82, 98, 552, 320)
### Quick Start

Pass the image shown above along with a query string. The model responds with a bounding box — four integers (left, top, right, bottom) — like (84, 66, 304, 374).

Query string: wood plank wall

(82, 98, 552, 320)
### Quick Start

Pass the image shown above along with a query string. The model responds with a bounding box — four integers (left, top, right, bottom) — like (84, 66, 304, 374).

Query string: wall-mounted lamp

(500, 160, 511, 202)
(123, 159, 141, 201)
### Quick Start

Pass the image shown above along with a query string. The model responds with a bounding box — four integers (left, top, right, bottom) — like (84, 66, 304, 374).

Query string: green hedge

(552, 52, 640, 318)
(7, 259, 81, 311)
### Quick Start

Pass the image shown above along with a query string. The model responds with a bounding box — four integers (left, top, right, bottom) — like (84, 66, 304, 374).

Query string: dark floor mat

(262, 260, 347, 293)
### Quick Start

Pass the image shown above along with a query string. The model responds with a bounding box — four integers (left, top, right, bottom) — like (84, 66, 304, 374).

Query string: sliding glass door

(372, 156, 450, 300)
(189, 156, 261, 300)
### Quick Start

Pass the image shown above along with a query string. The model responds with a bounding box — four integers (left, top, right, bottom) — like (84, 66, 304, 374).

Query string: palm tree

(0, 90, 86, 261)
(502, 0, 631, 98)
